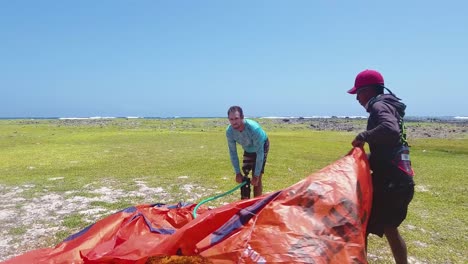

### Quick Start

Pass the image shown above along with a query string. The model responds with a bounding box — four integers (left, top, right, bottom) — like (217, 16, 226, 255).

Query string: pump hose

(192, 181, 247, 219)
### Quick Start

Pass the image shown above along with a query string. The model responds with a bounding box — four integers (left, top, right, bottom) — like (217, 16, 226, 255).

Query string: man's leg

(384, 226, 408, 264)
(253, 139, 268, 197)
(253, 174, 263, 197)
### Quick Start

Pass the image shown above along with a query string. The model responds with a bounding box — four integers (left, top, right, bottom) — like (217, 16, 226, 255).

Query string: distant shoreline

(1, 115, 467, 123)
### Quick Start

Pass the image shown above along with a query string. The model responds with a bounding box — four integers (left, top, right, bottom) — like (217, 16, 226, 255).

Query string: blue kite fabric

(2, 147, 372, 264)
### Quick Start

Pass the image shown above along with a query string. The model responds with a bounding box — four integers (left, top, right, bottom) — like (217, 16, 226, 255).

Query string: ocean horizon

(1, 115, 467, 122)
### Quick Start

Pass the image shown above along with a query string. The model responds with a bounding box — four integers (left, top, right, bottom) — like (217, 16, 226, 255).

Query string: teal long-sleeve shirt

(226, 119, 268, 177)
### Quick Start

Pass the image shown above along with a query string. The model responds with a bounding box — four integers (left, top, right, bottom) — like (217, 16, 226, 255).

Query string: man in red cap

(348, 69, 415, 264)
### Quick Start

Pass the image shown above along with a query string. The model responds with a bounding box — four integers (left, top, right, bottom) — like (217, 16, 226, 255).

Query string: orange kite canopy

(2, 147, 372, 264)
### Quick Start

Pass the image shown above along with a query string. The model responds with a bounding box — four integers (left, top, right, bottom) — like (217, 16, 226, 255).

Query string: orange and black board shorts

(241, 138, 269, 177)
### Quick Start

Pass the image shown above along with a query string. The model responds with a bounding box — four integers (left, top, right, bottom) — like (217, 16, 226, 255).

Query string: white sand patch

(64, 190, 77, 195)
(22, 194, 65, 221)
(0, 187, 34, 206)
(415, 185, 430, 192)
(413, 241, 428, 247)
(367, 253, 391, 262)
(0, 209, 16, 221)
(178, 185, 213, 201)
(1, 186, 25, 197)
(57, 196, 107, 214)
(90, 187, 127, 203)
(405, 224, 427, 234)
(81, 208, 108, 215)
(83, 182, 96, 189)
(181, 184, 194, 192)
(134, 181, 165, 194)
(48, 177, 64, 181)
(27, 225, 62, 240)
(0, 235, 13, 247)
(408, 256, 429, 264)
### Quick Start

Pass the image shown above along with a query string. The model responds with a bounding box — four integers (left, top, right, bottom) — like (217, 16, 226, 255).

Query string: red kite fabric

(2, 147, 372, 264)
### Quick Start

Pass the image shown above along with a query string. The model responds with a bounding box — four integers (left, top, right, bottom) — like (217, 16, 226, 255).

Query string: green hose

(192, 181, 247, 219)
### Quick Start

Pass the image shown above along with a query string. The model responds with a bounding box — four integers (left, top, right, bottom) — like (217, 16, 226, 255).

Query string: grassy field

(0, 118, 466, 263)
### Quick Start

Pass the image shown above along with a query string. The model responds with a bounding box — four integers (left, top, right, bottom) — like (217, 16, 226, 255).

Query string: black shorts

(242, 138, 270, 176)
(367, 165, 415, 237)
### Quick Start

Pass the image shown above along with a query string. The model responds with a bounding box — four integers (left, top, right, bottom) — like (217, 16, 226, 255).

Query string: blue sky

(1, 1, 467, 118)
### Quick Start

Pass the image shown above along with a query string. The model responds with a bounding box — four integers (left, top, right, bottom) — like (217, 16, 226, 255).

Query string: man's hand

(251, 176, 260, 186)
(352, 132, 366, 147)
(352, 139, 365, 147)
(235, 173, 243, 183)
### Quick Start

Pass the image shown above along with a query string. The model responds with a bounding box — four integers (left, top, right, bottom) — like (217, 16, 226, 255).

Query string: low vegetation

(0, 118, 466, 263)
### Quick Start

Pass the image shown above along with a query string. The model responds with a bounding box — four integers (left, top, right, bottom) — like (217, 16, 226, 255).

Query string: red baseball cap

(347, 69, 385, 94)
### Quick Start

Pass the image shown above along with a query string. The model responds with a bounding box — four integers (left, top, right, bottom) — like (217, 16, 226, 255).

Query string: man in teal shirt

(226, 106, 270, 198)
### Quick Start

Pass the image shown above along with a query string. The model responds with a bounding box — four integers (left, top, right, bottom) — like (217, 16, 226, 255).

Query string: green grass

(365, 135, 468, 263)
(62, 214, 88, 229)
(0, 118, 466, 263)
(9, 226, 27, 236)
